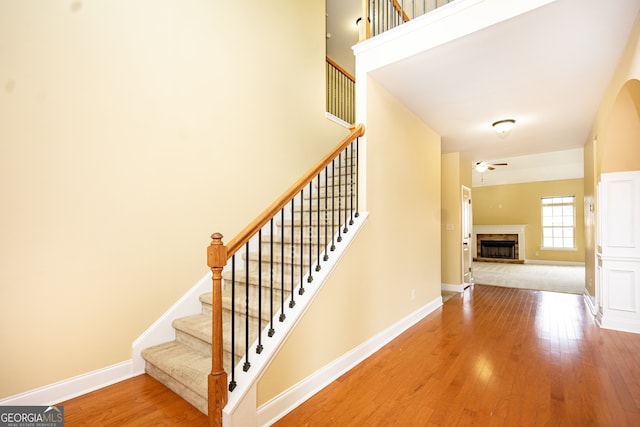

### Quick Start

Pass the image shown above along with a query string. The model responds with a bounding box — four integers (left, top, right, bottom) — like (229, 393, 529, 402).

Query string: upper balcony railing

(326, 56, 356, 125)
(360, 0, 456, 39)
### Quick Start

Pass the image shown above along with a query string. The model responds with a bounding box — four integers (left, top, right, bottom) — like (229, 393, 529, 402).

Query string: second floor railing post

(208, 233, 228, 427)
(359, 0, 370, 41)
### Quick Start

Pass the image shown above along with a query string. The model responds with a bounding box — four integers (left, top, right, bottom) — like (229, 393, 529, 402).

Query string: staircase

(140, 140, 360, 416)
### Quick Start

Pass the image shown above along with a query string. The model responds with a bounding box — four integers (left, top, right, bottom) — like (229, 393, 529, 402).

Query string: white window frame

(541, 195, 576, 249)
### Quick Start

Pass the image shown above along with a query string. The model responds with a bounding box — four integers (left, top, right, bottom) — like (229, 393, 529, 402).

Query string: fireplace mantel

(473, 224, 527, 261)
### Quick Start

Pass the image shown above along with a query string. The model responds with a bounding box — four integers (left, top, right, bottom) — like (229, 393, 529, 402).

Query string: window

(541, 196, 575, 249)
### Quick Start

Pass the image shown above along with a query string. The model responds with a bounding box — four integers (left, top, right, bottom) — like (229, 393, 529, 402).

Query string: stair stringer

(222, 212, 369, 427)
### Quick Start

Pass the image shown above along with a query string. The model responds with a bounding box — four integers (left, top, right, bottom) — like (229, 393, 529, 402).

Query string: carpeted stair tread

(141, 341, 209, 413)
(173, 314, 212, 354)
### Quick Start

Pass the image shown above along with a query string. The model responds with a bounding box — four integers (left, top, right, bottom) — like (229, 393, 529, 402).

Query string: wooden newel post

(208, 233, 228, 427)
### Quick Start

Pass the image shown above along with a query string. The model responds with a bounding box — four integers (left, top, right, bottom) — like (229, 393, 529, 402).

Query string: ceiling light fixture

(492, 119, 516, 136)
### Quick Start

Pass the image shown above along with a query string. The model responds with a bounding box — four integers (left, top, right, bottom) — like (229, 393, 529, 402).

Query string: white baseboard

(325, 112, 352, 128)
(256, 295, 443, 426)
(1, 271, 216, 406)
(583, 289, 598, 316)
(0, 360, 133, 406)
(599, 318, 640, 334)
(523, 260, 585, 266)
(441, 283, 465, 292)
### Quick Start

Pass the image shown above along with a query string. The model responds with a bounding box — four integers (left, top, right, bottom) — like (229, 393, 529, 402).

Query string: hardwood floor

(58, 285, 640, 426)
(59, 374, 207, 426)
(274, 285, 640, 426)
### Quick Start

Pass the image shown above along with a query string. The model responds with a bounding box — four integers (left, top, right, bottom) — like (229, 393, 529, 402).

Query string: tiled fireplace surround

(473, 224, 527, 262)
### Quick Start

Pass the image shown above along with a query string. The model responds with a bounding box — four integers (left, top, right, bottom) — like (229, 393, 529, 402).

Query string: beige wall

(584, 14, 640, 301)
(257, 76, 442, 405)
(441, 152, 472, 285)
(583, 137, 597, 296)
(473, 179, 585, 263)
(602, 80, 640, 173)
(0, 0, 347, 399)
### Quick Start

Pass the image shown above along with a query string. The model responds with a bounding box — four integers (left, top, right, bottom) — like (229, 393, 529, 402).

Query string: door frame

(462, 185, 473, 288)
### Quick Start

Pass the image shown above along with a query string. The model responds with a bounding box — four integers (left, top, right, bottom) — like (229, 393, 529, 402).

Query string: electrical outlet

(411, 289, 415, 300)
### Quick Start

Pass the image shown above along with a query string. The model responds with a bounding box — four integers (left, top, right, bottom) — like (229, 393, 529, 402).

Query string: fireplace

(480, 239, 516, 259)
(473, 225, 527, 262)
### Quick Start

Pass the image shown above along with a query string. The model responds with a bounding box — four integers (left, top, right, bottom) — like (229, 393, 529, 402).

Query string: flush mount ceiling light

(492, 119, 516, 136)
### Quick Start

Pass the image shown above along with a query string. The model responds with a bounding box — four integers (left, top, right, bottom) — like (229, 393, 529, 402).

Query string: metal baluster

(349, 143, 355, 226)
(299, 189, 306, 295)
(289, 199, 296, 307)
(343, 146, 350, 233)
(372, 0, 376, 36)
(326, 61, 329, 115)
(268, 219, 275, 337)
(307, 182, 313, 283)
(373, 0, 380, 35)
(376, 0, 380, 36)
(338, 73, 343, 121)
(355, 137, 360, 218)
(324, 166, 329, 261)
(256, 229, 263, 354)
(333, 68, 340, 117)
(387, 0, 390, 32)
(341, 71, 344, 119)
(316, 175, 321, 272)
(329, 64, 335, 114)
(229, 255, 237, 391)
(383, 0, 387, 32)
(243, 243, 250, 372)
(331, 159, 336, 251)
(348, 77, 351, 121)
(279, 209, 286, 322)
(337, 151, 343, 243)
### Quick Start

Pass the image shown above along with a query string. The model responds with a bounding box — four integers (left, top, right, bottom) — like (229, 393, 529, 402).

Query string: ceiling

(326, 0, 640, 186)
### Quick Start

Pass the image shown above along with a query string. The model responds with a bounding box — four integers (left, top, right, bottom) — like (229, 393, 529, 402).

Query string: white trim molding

(473, 224, 527, 261)
(0, 361, 133, 406)
(442, 283, 466, 292)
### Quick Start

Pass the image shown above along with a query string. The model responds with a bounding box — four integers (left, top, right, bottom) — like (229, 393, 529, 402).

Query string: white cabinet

(597, 171, 640, 333)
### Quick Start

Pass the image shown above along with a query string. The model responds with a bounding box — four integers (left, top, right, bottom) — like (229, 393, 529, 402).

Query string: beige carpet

(472, 261, 585, 294)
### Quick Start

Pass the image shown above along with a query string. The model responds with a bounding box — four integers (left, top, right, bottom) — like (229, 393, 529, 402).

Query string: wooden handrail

(225, 123, 365, 257)
(207, 123, 364, 426)
(326, 56, 355, 83)
(392, 0, 411, 23)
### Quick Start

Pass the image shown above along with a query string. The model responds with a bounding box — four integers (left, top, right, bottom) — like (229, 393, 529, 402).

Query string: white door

(462, 186, 473, 287)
